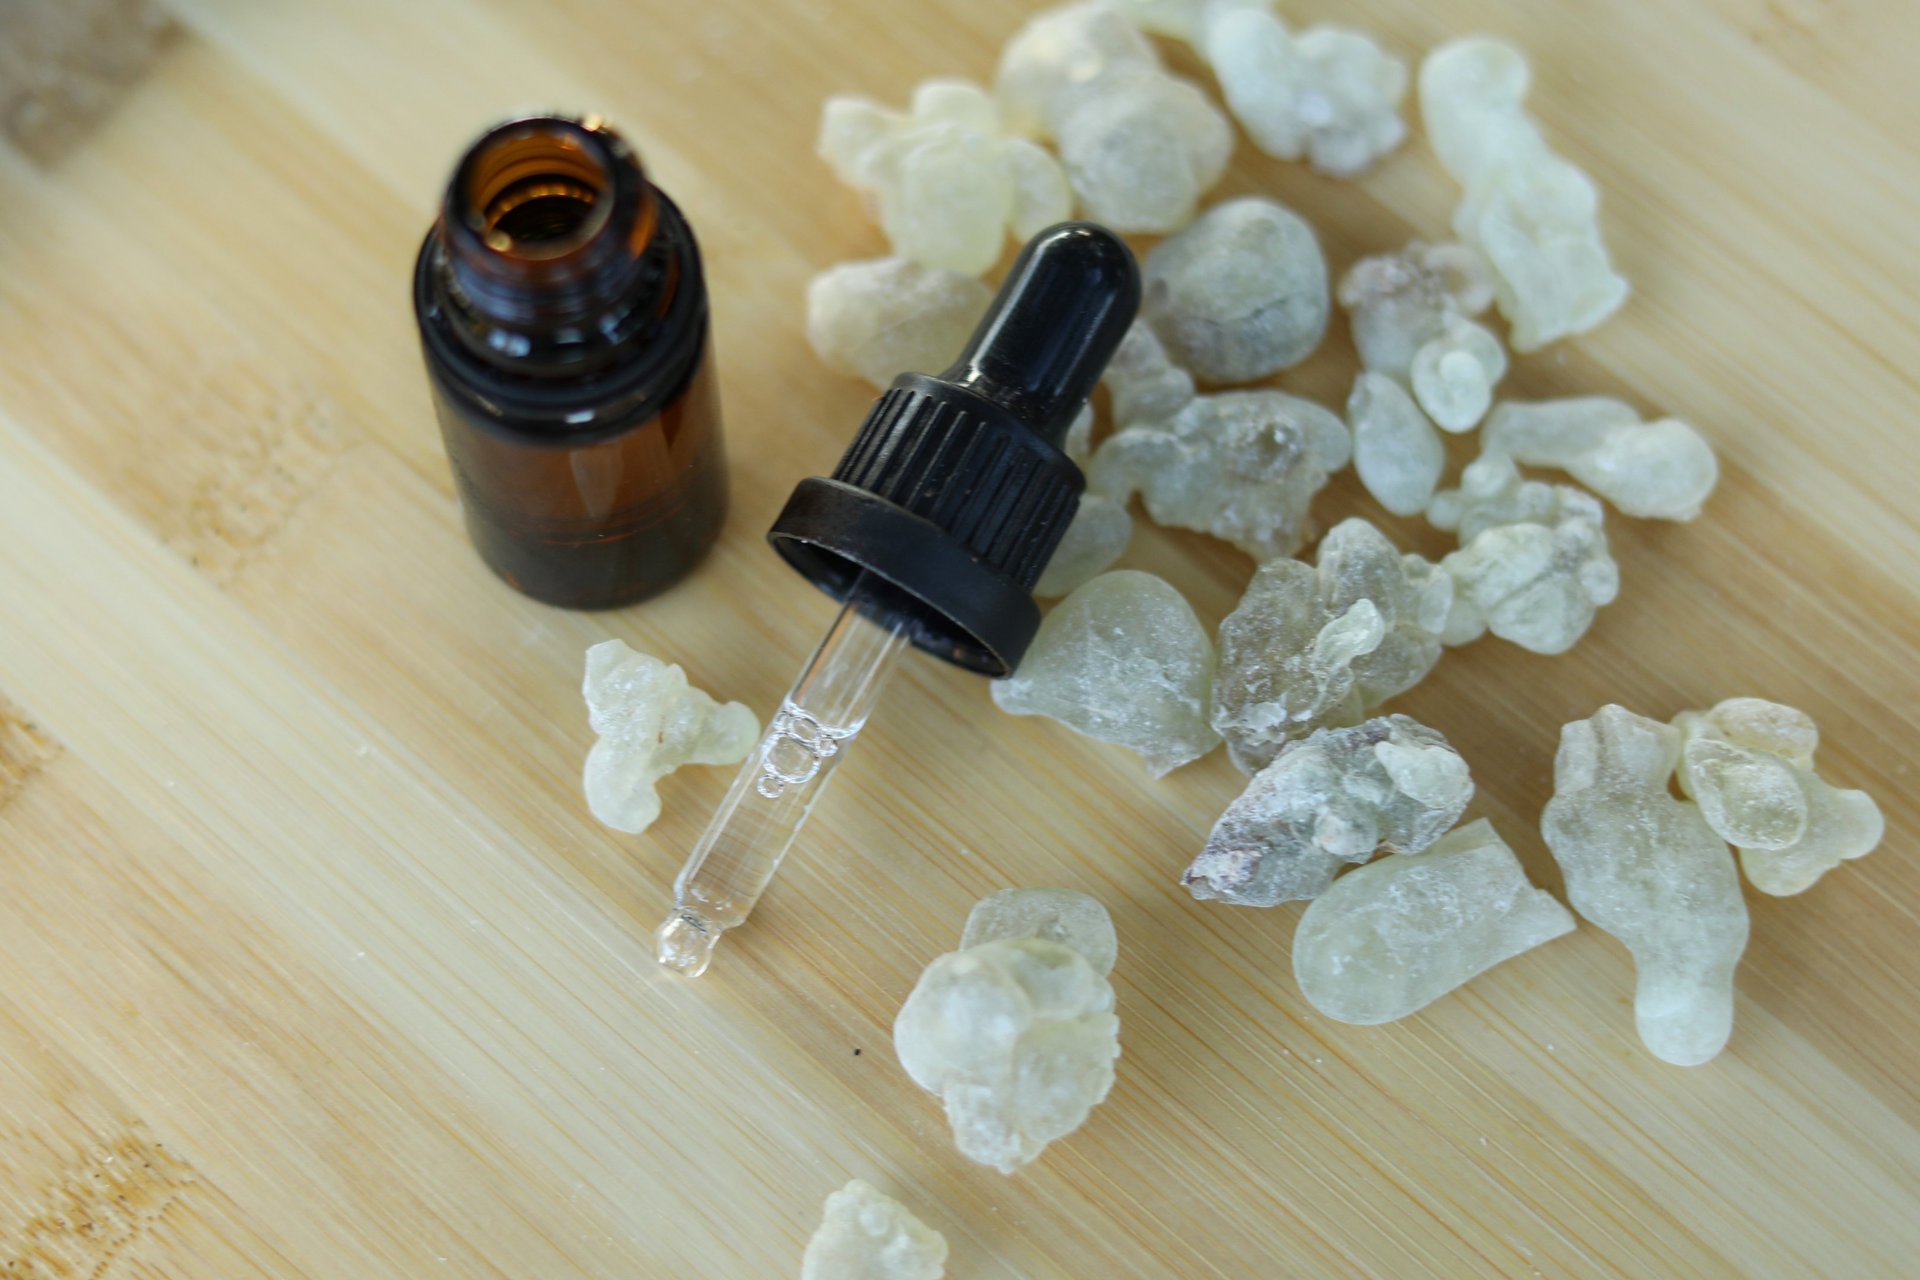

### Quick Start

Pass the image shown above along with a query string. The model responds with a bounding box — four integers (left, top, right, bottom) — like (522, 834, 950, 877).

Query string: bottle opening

(458, 119, 614, 261)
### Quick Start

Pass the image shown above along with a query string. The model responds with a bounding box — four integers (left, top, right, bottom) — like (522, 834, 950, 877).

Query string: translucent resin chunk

(1049, 62, 1233, 233)
(817, 79, 1072, 274)
(581, 640, 759, 835)
(1183, 715, 1473, 906)
(1674, 698, 1884, 896)
(1293, 819, 1575, 1023)
(801, 1180, 948, 1280)
(995, 1, 1161, 138)
(1090, 389, 1351, 561)
(1338, 240, 1496, 380)
(992, 570, 1220, 775)
(1103, 319, 1196, 430)
(1408, 314, 1507, 432)
(806, 258, 993, 389)
(1419, 38, 1629, 351)
(1542, 705, 1748, 1066)
(1430, 454, 1618, 654)
(1034, 494, 1133, 598)
(1203, 9, 1409, 177)
(1141, 196, 1330, 382)
(1211, 517, 1451, 772)
(1484, 397, 1718, 521)
(1348, 371, 1445, 517)
(894, 937, 1120, 1173)
(961, 887, 1118, 977)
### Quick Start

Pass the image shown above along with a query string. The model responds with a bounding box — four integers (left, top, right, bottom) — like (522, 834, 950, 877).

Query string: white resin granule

(1142, 196, 1330, 383)
(817, 79, 1072, 275)
(995, 1, 1161, 138)
(806, 258, 993, 389)
(1293, 819, 1575, 1023)
(1203, 8, 1409, 178)
(1049, 62, 1233, 234)
(961, 887, 1118, 977)
(1430, 454, 1619, 654)
(894, 936, 1120, 1173)
(1674, 698, 1884, 896)
(1338, 240, 1496, 380)
(1542, 705, 1748, 1066)
(1419, 38, 1629, 352)
(992, 569, 1220, 775)
(1090, 389, 1351, 561)
(801, 1180, 947, 1280)
(1184, 715, 1473, 906)
(1408, 314, 1507, 432)
(1103, 319, 1196, 430)
(1211, 517, 1451, 772)
(1348, 371, 1445, 517)
(581, 640, 758, 835)
(1483, 397, 1718, 521)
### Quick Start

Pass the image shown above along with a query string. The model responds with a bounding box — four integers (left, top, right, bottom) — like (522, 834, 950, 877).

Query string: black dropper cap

(768, 223, 1140, 677)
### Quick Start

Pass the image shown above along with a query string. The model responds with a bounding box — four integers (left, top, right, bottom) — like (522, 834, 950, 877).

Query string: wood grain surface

(1, 1, 1916, 1276)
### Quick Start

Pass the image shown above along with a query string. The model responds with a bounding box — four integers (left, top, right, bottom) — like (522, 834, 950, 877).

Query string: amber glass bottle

(414, 115, 726, 608)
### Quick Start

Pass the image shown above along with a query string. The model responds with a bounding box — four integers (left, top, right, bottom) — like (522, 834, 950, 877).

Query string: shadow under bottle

(414, 114, 727, 609)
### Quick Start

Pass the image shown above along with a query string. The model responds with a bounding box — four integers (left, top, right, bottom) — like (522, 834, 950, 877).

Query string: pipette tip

(656, 910, 720, 977)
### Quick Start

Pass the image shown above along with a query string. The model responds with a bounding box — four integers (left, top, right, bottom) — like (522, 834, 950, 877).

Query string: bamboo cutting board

(1, 1, 1916, 1276)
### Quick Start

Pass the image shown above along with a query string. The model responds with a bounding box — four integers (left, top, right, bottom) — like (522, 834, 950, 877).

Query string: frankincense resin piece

(961, 887, 1118, 977)
(995, 1, 1162, 138)
(1049, 62, 1233, 234)
(1674, 698, 1884, 896)
(894, 936, 1120, 1173)
(1033, 494, 1132, 598)
(1338, 240, 1496, 380)
(1293, 819, 1575, 1023)
(1184, 715, 1473, 907)
(806, 258, 993, 389)
(1348, 371, 1445, 517)
(1483, 397, 1718, 521)
(992, 570, 1220, 775)
(1542, 705, 1748, 1066)
(581, 640, 758, 834)
(801, 1180, 948, 1280)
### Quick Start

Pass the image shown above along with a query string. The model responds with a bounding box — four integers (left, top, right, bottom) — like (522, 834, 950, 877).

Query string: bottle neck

(430, 116, 683, 379)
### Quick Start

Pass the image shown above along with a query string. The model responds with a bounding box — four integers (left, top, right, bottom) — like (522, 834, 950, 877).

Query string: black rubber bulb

(940, 222, 1142, 449)
(768, 222, 1142, 676)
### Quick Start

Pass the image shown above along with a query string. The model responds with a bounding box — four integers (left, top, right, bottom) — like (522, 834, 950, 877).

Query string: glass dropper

(656, 576, 908, 976)
(656, 221, 1140, 978)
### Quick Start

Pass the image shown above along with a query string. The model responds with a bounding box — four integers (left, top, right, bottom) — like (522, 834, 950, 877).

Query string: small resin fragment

(1211, 518, 1451, 772)
(1103, 319, 1195, 429)
(894, 936, 1120, 1173)
(1338, 240, 1496, 380)
(1049, 62, 1233, 234)
(1090, 389, 1351, 561)
(581, 640, 759, 835)
(1141, 196, 1330, 382)
(1062, 402, 1096, 467)
(1674, 698, 1884, 896)
(1294, 819, 1576, 1023)
(1483, 397, 1719, 521)
(1184, 715, 1473, 906)
(1348, 371, 1445, 517)
(995, 1, 1161, 138)
(1542, 705, 1748, 1066)
(801, 1180, 948, 1280)
(1203, 8, 1409, 177)
(961, 887, 1118, 977)
(1408, 314, 1507, 432)
(1419, 38, 1629, 351)
(1430, 454, 1619, 654)
(1035, 494, 1133, 598)
(806, 258, 993, 389)
(992, 570, 1220, 775)
(816, 79, 1072, 274)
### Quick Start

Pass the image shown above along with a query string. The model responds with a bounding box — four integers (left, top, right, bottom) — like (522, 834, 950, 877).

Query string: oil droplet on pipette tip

(656, 911, 720, 977)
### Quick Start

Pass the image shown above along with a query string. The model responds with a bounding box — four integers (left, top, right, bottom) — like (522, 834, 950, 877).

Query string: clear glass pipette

(655, 221, 1140, 977)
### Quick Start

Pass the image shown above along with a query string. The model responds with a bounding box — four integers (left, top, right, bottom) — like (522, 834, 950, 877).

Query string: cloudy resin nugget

(992, 570, 1220, 775)
(1184, 715, 1472, 907)
(581, 641, 758, 834)
(1543, 706, 1748, 1066)
(801, 1180, 947, 1280)
(1484, 397, 1718, 521)
(1675, 698, 1884, 896)
(806, 258, 992, 389)
(1294, 819, 1575, 1023)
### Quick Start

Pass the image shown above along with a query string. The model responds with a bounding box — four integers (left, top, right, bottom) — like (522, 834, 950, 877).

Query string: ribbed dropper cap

(767, 223, 1141, 676)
